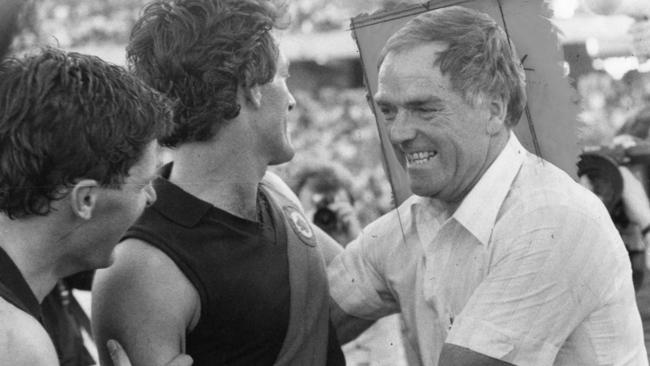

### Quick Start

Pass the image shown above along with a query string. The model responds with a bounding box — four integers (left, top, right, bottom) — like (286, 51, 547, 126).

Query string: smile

(406, 151, 437, 165)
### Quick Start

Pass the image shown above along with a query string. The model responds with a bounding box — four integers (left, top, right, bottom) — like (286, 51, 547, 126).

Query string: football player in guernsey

(91, 1, 346, 365)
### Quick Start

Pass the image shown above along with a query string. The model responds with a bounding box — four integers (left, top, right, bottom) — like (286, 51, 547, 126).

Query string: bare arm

(92, 239, 200, 366)
(438, 344, 514, 366)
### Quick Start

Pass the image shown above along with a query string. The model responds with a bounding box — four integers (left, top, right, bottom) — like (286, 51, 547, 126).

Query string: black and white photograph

(0, 0, 650, 365)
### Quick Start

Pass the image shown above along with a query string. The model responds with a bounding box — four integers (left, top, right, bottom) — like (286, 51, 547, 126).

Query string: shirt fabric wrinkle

(328, 133, 647, 366)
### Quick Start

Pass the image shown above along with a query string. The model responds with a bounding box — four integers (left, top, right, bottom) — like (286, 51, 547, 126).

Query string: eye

(379, 105, 396, 121)
(417, 106, 441, 118)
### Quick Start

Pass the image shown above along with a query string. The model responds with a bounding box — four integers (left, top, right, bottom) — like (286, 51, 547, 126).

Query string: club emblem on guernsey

(283, 206, 316, 246)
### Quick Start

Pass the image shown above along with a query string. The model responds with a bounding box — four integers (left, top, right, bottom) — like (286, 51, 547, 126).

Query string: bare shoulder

(0, 299, 58, 366)
(96, 238, 197, 294)
(93, 237, 200, 321)
(92, 238, 200, 366)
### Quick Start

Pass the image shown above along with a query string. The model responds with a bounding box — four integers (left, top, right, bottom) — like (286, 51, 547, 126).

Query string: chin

(408, 177, 434, 197)
(411, 187, 435, 198)
(269, 146, 295, 165)
(101, 251, 117, 268)
(89, 246, 118, 270)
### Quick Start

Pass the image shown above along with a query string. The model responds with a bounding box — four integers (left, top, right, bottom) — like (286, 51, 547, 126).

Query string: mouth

(405, 151, 437, 166)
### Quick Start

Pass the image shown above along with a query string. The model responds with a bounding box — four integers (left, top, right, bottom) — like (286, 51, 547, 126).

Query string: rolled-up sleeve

(328, 228, 399, 320)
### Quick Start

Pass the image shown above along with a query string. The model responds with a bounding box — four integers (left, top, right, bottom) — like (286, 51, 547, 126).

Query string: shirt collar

(151, 163, 213, 228)
(410, 195, 453, 249)
(452, 132, 525, 245)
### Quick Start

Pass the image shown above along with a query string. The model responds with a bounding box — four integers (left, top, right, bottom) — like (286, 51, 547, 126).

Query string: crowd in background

(579, 69, 650, 147)
(272, 88, 394, 227)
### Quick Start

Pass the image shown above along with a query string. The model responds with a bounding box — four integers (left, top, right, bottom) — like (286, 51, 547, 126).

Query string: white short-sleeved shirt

(329, 134, 647, 366)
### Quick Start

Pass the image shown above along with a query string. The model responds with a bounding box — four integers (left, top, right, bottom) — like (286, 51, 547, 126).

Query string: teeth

(406, 151, 437, 165)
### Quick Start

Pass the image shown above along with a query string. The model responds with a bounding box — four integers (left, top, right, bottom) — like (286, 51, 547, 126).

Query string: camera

(312, 195, 338, 233)
(577, 141, 650, 224)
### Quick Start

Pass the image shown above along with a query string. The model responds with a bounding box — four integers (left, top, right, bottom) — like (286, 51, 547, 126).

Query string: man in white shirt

(329, 6, 647, 366)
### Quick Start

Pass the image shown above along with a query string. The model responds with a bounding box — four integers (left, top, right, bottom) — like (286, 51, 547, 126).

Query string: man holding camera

(290, 160, 409, 365)
(579, 111, 650, 291)
(291, 161, 362, 246)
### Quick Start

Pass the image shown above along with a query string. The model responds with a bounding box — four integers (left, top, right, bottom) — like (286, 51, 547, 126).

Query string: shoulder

(505, 155, 610, 223)
(336, 196, 418, 271)
(99, 238, 187, 284)
(498, 157, 616, 239)
(93, 239, 199, 366)
(262, 171, 301, 207)
(0, 299, 58, 365)
(492, 157, 628, 283)
(93, 238, 200, 327)
(358, 195, 418, 248)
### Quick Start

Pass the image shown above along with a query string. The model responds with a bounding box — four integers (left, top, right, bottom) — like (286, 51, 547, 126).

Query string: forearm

(330, 299, 375, 344)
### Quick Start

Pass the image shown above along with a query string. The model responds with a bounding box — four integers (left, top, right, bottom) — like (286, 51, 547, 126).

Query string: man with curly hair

(0, 48, 192, 366)
(91, 1, 345, 365)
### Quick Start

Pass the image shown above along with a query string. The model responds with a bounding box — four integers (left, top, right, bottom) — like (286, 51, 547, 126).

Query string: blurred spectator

(288, 160, 408, 366)
(273, 87, 394, 228)
(290, 160, 362, 246)
(618, 165, 650, 291)
(0, 0, 22, 59)
(618, 106, 650, 141)
(578, 106, 650, 291)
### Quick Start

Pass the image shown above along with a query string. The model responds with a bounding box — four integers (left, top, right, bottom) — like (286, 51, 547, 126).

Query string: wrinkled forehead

(375, 43, 451, 101)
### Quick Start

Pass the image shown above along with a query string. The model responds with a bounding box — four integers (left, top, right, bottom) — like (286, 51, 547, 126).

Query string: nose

(145, 183, 157, 207)
(388, 110, 416, 145)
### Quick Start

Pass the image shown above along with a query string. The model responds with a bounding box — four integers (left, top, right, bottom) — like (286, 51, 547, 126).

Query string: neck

(0, 217, 64, 302)
(169, 142, 267, 220)
(448, 129, 511, 206)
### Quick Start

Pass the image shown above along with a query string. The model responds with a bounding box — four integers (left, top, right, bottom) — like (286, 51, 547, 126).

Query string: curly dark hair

(379, 6, 527, 128)
(127, 0, 289, 147)
(0, 47, 174, 219)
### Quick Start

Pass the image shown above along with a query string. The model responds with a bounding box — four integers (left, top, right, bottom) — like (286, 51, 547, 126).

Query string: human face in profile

(255, 50, 297, 165)
(74, 141, 159, 269)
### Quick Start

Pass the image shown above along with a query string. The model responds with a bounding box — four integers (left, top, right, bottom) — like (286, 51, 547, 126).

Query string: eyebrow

(405, 98, 442, 108)
(375, 95, 443, 107)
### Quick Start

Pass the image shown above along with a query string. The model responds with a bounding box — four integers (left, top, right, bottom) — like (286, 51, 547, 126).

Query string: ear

(243, 84, 263, 109)
(70, 179, 100, 220)
(485, 97, 507, 135)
